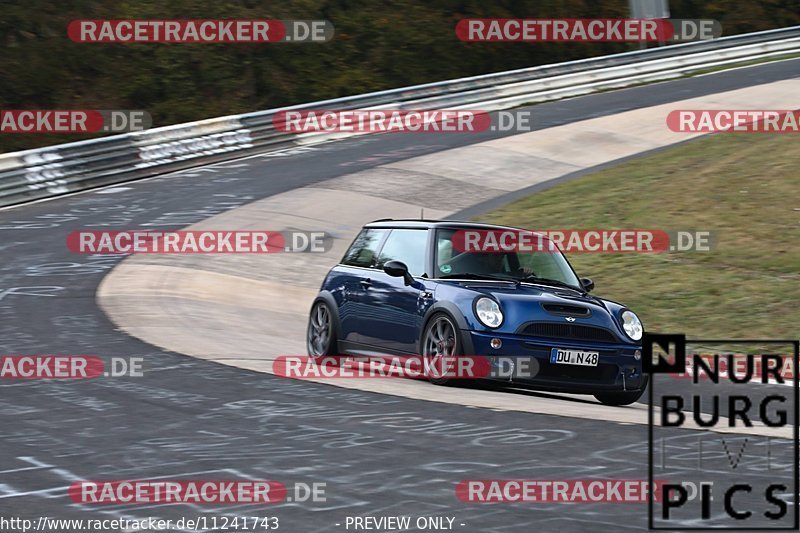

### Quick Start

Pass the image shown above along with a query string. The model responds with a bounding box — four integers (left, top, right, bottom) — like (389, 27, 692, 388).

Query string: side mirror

(580, 277, 594, 292)
(384, 260, 414, 286)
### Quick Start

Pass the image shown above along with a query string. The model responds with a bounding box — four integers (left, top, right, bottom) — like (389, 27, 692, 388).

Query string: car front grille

(536, 362, 618, 383)
(518, 322, 618, 343)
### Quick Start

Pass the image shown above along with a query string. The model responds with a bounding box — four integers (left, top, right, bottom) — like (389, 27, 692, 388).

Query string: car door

(336, 228, 388, 345)
(357, 228, 432, 354)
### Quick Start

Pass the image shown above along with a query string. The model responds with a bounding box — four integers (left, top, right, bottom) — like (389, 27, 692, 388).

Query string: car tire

(420, 313, 463, 386)
(594, 376, 648, 406)
(307, 301, 340, 366)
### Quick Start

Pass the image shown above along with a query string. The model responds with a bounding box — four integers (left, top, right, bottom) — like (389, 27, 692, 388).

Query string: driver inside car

(446, 251, 509, 275)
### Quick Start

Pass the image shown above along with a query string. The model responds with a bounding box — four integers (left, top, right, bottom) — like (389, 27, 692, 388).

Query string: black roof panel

(363, 218, 532, 233)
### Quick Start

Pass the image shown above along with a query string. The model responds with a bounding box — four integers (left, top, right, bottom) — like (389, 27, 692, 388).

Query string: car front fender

(419, 301, 475, 355)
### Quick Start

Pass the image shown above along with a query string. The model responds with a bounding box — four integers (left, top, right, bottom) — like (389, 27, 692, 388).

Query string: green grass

(477, 133, 800, 341)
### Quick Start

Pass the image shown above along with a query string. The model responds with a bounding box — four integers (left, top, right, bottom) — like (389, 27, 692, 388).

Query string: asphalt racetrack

(1, 59, 799, 532)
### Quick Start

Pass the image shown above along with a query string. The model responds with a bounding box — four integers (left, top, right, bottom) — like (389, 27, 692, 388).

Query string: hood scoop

(553, 290, 604, 307)
(461, 282, 514, 288)
(541, 303, 591, 317)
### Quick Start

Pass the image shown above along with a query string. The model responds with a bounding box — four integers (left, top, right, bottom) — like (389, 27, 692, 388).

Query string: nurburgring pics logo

(456, 19, 721, 42)
(645, 333, 799, 529)
(669, 353, 796, 385)
(0, 110, 151, 133)
(68, 20, 334, 43)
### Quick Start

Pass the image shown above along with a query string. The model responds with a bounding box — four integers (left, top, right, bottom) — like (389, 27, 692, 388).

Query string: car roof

(363, 218, 532, 233)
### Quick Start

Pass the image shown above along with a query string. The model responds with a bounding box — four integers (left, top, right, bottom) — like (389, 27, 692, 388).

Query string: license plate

(550, 348, 599, 367)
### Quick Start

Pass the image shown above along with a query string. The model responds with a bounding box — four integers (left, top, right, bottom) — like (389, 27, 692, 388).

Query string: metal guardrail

(1, 25, 799, 208)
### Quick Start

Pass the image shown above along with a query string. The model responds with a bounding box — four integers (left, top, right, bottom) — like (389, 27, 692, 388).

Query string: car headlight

(621, 310, 643, 341)
(475, 297, 503, 328)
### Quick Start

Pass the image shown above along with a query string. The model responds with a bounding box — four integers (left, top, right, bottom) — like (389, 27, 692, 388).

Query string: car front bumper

(464, 329, 644, 393)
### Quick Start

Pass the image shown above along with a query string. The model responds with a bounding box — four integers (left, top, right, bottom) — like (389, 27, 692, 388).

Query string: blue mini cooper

(307, 220, 646, 406)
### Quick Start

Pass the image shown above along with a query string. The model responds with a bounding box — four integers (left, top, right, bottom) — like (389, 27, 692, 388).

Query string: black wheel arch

(311, 291, 343, 345)
(419, 302, 475, 355)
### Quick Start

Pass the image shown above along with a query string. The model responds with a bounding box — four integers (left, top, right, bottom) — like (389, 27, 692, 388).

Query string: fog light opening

(634, 349, 641, 360)
(490, 338, 502, 349)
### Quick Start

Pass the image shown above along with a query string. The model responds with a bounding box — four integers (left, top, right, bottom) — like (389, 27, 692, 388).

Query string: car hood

(470, 282, 607, 308)
(437, 280, 634, 342)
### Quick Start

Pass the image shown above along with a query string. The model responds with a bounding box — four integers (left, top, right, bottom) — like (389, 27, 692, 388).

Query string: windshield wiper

(520, 275, 586, 294)
(438, 273, 517, 283)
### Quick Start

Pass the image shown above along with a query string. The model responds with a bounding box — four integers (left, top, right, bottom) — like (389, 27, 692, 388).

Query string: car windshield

(434, 228, 581, 288)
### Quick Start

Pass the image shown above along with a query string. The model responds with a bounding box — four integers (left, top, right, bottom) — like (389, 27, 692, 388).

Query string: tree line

(1, 0, 797, 152)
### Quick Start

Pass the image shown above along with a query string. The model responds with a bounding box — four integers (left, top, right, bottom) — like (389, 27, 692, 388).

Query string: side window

(341, 229, 387, 268)
(375, 229, 429, 277)
(436, 229, 457, 275)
